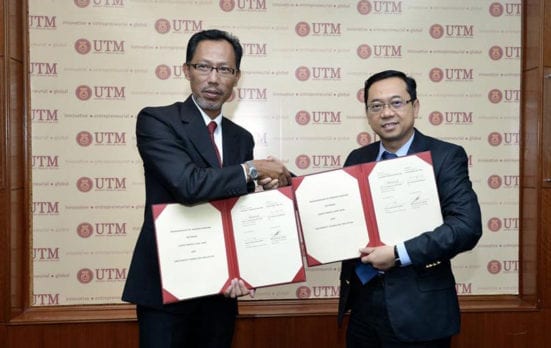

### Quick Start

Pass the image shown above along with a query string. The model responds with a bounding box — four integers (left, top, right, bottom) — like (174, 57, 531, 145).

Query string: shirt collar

(377, 132, 415, 160)
(191, 95, 223, 127)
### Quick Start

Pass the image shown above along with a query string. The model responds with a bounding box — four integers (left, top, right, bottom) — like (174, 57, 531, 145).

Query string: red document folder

(292, 151, 442, 266)
(153, 186, 305, 303)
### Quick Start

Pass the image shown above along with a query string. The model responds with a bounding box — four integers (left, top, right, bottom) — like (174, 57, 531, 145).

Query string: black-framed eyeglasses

(187, 63, 237, 76)
(366, 98, 414, 113)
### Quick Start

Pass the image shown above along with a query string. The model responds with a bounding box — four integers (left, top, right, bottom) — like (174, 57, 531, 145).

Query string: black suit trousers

(136, 295, 237, 348)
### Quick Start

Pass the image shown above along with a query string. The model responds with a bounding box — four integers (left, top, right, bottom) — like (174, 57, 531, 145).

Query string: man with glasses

(122, 29, 291, 348)
(338, 70, 482, 347)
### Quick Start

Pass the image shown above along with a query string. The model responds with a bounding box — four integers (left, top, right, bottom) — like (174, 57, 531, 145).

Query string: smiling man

(122, 29, 291, 348)
(338, 70, 482, 348)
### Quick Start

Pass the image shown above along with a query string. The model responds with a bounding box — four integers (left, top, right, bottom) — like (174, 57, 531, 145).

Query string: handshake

(243, 156, 292, 190)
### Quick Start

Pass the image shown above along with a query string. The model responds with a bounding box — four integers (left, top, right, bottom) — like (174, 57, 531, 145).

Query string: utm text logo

(154, 18, 203, 34)
(487, 217, 519, 232)
(77, 222, 128, 238)
(487, 131, 519, 146)
(429, 67, 473, 82)
(357, 1, 402, 15)
(76, 177, 128, 192)
(29, 15, 57, 30)
(220, 0, 266, 12)
(75, 0, 126, 8)
(358, 44, 401, 59)
(295, 110, 342, 125)
(295, 66, 341, 81)
(75, 85, 126, 101)
(74, 38, 125, 54)
(489, 45, 521, 60)
(488, 88, 520, 103)
(76, 131, 127, 146)
(429, 23, 474, 38)
(295, 154, 341, 170)
(489, 2, 521, 17)
(295, 21, 341, 36)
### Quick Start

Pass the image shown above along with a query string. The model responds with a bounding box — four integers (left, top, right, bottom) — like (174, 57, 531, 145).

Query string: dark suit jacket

(338, 129, 482, 342)
(122, 96, 255, 309)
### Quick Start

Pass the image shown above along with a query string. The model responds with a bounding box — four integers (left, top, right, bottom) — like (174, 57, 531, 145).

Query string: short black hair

(364, 70, 417, 106)
(186, 29, 243, 70)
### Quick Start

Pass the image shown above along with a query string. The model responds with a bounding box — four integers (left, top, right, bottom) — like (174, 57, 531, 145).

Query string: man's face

(184, 40, 240, 118)
(366, 77, 418, 151)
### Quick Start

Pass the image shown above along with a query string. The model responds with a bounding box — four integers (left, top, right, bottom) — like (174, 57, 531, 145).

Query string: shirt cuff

(396, 242, 412, 266)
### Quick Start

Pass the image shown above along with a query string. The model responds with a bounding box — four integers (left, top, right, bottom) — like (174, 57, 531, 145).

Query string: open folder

(153, 186, 305, 303)
(292, 151, 443, 266)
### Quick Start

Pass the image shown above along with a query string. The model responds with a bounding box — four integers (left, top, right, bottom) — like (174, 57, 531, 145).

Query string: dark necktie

(355, 150, 399, 284)
(207, 121, 222, 167)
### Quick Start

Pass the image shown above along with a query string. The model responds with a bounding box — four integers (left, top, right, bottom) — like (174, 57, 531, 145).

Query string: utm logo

(429, 24, 444, 39)
(357, 132, 372, 146)
(77, 222, 94, 238)
(488, 89, 503, 103)
(296, 286, 312, 299)
(295, 111, 310, 125)
(295, 155, 311, 170)
(487, 217, 502, 232)
(357, 44, 372, 59)
(155, 19, 170, 34)
(295, 22, 310, 37)
(489, 2, 504, 16)
(357, 88, 365, 103)
(155, 64, 171, 80)
(77, 268, 94, 284)
(75, 85, 92, 101)
(76, 131, 93, 146)
(488, 132, 502, 146)
(487, 260, 502, 274)
(429, 111, 443, 126)
(74, 0, 90, 8)
(429, 68, 444, 82)
(487, 175, 502, 189)
(75, 39, 92, 54)
(489, 45, 503, 60)
(220, 0, 235, 11)
(357, 0, 372, 15)
(76, 177, 94, 193)
(295, 66, 310, 81)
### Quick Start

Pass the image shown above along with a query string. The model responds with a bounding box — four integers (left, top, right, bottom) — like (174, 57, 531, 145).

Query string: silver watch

(246, 161, 258, 180)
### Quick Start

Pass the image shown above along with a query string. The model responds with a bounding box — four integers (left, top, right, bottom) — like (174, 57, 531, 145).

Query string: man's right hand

(249, 156, 292, 186)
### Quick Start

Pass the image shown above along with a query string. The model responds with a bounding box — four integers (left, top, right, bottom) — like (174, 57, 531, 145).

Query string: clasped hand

(359, 245, 396, 271)
(253, 156, 292, 189)
(224, 278, 255, 298)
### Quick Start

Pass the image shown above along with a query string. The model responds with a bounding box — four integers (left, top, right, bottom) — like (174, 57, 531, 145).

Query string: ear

(413, 99, 420, 118)
(183, 63, 191, 81)
(233, 70, 241, 86)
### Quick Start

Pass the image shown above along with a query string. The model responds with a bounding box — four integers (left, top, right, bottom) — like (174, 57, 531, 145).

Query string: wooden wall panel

(525, 0, 543, 69)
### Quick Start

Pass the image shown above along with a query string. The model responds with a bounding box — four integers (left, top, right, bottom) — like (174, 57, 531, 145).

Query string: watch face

(250, 168, 258, 179)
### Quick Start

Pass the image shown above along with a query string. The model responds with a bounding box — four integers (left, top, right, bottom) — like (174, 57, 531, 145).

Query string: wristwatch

(393, 245, 402, 267)
(246, 161, 258, 180)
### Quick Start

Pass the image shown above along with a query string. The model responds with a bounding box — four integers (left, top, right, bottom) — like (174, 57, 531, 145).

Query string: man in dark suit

(122, 29, 291, 348)
(338, 70, 482, 347)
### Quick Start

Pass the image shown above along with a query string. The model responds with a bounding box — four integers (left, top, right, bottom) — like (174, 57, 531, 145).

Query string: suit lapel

(407, 128, 430, 155)
(179, 96, 221, 168)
